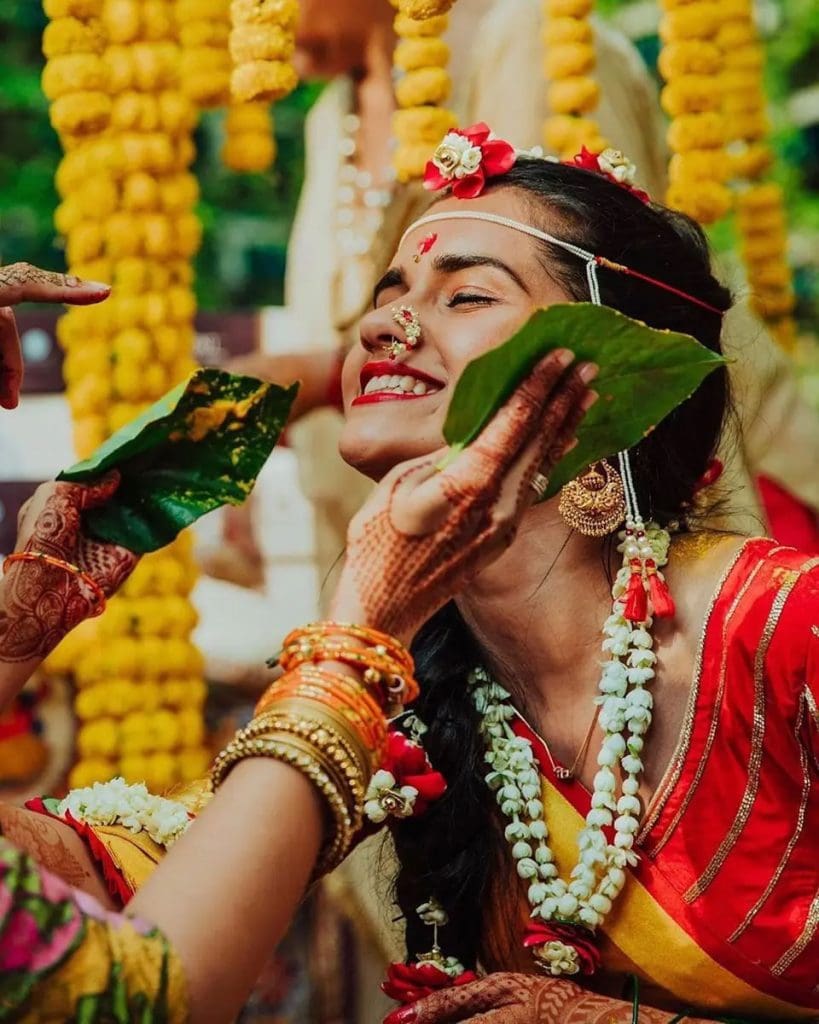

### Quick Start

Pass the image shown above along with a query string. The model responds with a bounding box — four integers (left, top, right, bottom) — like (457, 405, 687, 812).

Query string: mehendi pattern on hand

(0, 479, 136, 663)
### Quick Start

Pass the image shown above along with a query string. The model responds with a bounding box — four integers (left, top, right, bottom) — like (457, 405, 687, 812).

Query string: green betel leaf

(442, 303, 725, 497)
(59, 368, 299, 553)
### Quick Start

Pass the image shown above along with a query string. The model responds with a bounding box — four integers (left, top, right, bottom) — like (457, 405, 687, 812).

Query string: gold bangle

(209, 733, 353, 874)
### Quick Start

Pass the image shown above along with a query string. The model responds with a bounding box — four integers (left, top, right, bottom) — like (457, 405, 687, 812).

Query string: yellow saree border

(541, 776, 818, 1020)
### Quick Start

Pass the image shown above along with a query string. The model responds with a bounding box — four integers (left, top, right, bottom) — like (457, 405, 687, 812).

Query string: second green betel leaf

(442, 304, 725, 498)
(59, 368, 299, 553)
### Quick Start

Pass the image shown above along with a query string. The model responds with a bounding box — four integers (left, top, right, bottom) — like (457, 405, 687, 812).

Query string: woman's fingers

(0, 263, 110, 307)
(442, 349, 577, 497)
(0, 308, 23, 410)
(389, 974, 536, 1024)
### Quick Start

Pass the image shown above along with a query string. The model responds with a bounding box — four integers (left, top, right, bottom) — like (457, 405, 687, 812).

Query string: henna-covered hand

(384, 972, 713, 1024)
(0, 262, 110, 409)
(330, 351, 597, 645)
(0, 476, 137, 664)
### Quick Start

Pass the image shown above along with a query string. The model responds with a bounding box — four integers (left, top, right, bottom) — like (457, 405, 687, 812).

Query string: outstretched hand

(0, 262, 110, 409)
(0, 476, 137, 665)
(383, 972, 704, 1024)
(330, 350, 597, 645)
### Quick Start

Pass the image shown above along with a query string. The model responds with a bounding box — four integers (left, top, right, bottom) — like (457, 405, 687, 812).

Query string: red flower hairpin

(423, 122, 517, 199)
(570, 146, 651, 204)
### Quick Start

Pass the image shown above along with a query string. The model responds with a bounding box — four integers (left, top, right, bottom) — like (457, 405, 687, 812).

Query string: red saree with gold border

(512, 539, 819, 1019)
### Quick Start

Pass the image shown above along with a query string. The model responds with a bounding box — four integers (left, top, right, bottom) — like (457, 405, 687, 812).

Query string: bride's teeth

(413, 381, 427, 395)
(389, 375, 401, 388)
(400, 376, 415, 392)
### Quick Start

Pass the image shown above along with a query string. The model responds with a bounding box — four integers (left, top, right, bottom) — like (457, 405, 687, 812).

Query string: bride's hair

(390, 158, 732, 969)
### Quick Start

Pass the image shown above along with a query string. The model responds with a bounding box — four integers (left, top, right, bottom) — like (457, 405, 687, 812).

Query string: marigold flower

(747, 261, 792, 290)
(750, 289, 796, 319)
(75, 176, 119, 219)
(736, 204, 783, 236)
(394, 37, 450, 72)
(669, 149, 728, 183)
(158, 91, 197, 135)
(103, 45, 136, 92)
(173, 136, 197, 170)
(179, 20, 230, 48)
(768, 318, 797, 352)
(393, 106, 457, 143)
(393, 143, 436, 183)
(132, 40, 177, 90)
(723, 45, 763, 72)
(393, 12, 449, 37)
(42, 16, 105, 56)
(101, 0, 142, 44)
(104, 212, 144, 258)
(716, 21, 756, 49)
(66, 220, 105, 263)
(547, 75, 600, 116)
(737, 184, 783, 214)
(112, 93, 161, 132)
(658, 40, 722, 79)
(542, 114, 602, 152)
(740, 230, 788, 263)
(230, 0, 299, 30)
(44, 0, 103, 17)
(176, 0, 220, 20)
(225, 101, 270, 133)
(397, 0, 455, 17)
(69, 759, 116, 790)
(50, 91, 111, 136)
(661, 76, 722, 117)
(229, 23, 295, 63)
(546, 0, 593, 18)
(231, 58, 298, 103)
(543, 17, 593, 46)
(395, 66, 451, 109)
(142, 0, 173, 41)
(666, 111, 724, 152)
(665, 180, 732, 224)
(544, 42, 595, 79)
(222, 132, 277, 172)
(731, 109, 769, 142)
(659, 4, 720, 42)
(160, 172, 200, 213)
(724, 142, 769, 180)
(723, 93, 765, 119)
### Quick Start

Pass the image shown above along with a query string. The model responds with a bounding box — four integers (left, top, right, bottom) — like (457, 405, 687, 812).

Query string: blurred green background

(0, 0, 817, 327)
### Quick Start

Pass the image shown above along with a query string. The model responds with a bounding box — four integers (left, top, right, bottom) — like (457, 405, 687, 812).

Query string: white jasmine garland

(468, 523, 671, 972)
(58, 778, 190, 848)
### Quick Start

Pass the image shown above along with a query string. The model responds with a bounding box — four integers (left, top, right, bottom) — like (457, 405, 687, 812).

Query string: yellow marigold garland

(716, 0, 796, 349)
(542, 0, 606, 159)
(176, 0, 231, 109)
(228, 0, 299, 104)
(222, 101, 277, 173)
(658, 0, 731, 225)
(390, 0, 457, 183)
(44, 0, 210, 792)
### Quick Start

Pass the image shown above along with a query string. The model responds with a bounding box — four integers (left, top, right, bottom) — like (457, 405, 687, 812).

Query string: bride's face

(339, 189, 573, 480)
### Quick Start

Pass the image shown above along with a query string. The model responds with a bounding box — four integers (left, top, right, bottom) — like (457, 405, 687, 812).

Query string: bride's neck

(455, 501, 616, 711)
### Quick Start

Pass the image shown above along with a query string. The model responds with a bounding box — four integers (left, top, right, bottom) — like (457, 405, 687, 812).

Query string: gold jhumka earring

(558, 459, 627, 536)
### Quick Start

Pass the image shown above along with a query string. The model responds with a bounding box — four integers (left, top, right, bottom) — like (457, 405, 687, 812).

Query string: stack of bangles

(210, 623, 420, 874)
(2, 551, 107, 616)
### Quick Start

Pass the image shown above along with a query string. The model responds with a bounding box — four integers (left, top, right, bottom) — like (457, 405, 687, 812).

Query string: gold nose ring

(387, 305, 422, 358)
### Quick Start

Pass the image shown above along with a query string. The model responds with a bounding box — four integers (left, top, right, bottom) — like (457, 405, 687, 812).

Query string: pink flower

(523, 920, 601, 976)
(424, 123, 517, 199)
(569, 146, 651, 204)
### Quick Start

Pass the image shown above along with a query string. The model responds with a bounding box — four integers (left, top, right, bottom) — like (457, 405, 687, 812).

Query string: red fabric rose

(569, 146, 651, 204)
(423, 123, 516, 199)
(523, 920, 601, 976)
(383, 730, 447, 816)
(382, 961, 480, 1004)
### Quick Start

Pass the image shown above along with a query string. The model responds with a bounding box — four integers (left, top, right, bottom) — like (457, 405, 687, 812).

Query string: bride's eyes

(446, 292, 498, 308)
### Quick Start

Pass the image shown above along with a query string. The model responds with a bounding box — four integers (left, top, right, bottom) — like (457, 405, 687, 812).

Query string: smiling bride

(8, 129, 819, 1024)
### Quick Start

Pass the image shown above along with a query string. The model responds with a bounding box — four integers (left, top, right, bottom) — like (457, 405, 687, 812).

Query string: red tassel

(624, 567, 648, 622)
(648, 570, 676, 619)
